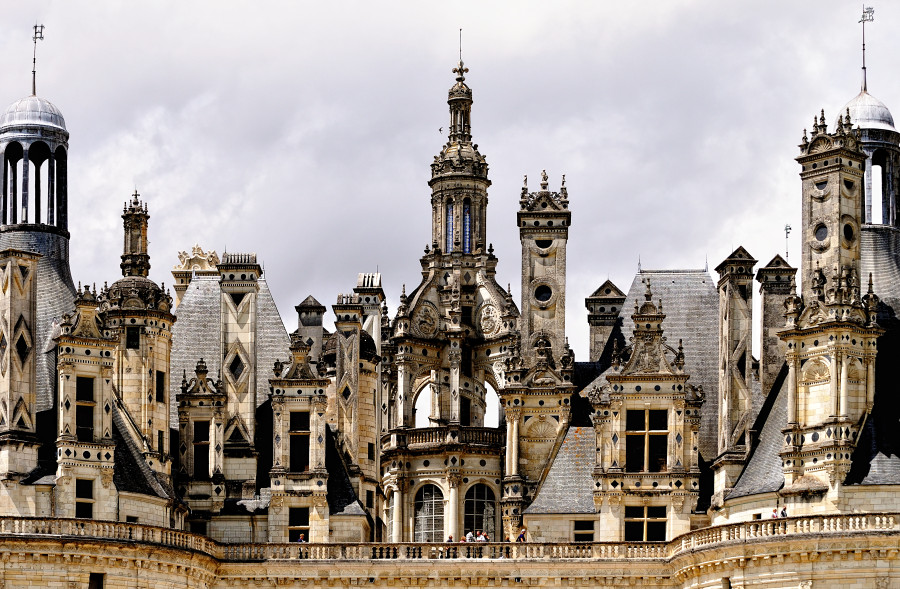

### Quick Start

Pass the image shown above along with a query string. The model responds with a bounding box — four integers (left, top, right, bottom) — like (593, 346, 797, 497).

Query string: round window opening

(534, 285, 553, 302)
(815, 225, 828, 241)
(535, 239, 553, 249)
(843, 223, 854, 241)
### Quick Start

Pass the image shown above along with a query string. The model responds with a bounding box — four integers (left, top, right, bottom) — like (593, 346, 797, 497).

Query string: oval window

(534, 285, 553, 302)
(815, 225, 828, 241)
(843, 223, 854, 241)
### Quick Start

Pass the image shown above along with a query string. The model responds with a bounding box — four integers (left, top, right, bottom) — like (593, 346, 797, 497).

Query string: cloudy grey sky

(0, 1, 895, 360)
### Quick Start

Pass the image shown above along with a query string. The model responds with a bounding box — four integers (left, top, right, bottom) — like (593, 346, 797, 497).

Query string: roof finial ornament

(31, 24, 44, 96)
(540, 170, 548, 190)
(452, 28, 468, 82)
(860, 5, 875, 92)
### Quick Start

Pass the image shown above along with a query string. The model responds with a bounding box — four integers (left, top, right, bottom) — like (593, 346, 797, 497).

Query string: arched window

(464, 484, 495, 537)
(463, 198, 472, 253)
(414, 484, 444, 542)
(446, 202, 454, 253)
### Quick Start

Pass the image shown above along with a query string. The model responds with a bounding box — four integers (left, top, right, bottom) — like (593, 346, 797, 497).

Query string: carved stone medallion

(478, 303, 499, 336)
(413, 302, 438, 338)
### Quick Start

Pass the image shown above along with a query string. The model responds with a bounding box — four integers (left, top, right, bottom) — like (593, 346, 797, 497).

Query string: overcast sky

(0, 1, 896, 360)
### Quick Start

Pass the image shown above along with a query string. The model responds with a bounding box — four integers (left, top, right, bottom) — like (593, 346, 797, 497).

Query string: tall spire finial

(31, 24, 44, 96)
(452, 28, 468, 82)
(860, 5, 875, 92)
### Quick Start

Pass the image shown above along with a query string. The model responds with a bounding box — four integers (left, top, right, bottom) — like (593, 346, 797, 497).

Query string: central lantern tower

(380, 61, 520, 543)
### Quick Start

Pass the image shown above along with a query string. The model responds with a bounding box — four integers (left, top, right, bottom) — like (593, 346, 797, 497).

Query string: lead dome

(837, 90, 895, 131)
(0, 94, 66, 132)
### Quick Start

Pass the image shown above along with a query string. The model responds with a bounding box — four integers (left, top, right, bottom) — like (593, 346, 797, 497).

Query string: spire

(860, 6, 875, 92)
(31, 24, 44, 96)
(447, 58, 472, 143)
(120, 190, 150, 277)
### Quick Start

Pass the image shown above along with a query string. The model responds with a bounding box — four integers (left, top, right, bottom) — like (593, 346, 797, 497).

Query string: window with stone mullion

(625, 409, 668, 472)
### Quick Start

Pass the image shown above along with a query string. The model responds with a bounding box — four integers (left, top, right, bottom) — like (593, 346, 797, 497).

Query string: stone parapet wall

(0, 514, 896, 587)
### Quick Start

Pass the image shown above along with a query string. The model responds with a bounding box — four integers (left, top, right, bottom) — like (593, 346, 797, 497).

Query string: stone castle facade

(0, 43, 896, 589)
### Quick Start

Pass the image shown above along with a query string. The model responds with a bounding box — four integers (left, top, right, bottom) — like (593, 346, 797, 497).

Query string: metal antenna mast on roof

(860, 5, 874, 92)
(32, 24, 44, 96)
(459, 28, 462, 61)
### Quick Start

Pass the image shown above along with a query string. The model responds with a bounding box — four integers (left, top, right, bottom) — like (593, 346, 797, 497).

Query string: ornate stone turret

(777, 111, 883, 501)
(428, 60, 490, 255)
(120, 192, 150, 278)
(518, 171, 571, 366)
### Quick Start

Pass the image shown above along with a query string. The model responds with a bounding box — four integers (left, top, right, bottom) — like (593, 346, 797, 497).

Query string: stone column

(510, 410, 520, 476)
(392, 484, 404, 543)
(47, 155, 55, 225)
(312, 394, 327, 469)
(272, 396, 285, 470)
(787, 360, 797, 425)
(449, 345, 461, 423)
(20, 145, 28, 223)
(830, 352, 839, 417)
(866, 357, 876, 410)
(396, 361, 413, 427)
(839, 353, 849, 418)
(505, 416, 514, 473)
(447, 475, 460, 541)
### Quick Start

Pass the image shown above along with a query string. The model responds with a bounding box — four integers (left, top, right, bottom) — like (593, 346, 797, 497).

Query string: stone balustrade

(0, 512, 896, 563)
(383, 426, 506, 450)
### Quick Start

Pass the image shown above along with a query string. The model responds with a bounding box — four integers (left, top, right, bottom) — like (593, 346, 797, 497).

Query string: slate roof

(111, 404, 170, 499)
(170, 274, 290, 424)
(0, 229, 76, 412)
(325, 426, 367, 517)
(727, 226, 900, 498)
(728, 365, 788, 499)
(584, 269, 720, 460)
(524, 427, 595, 514)
(848, 226, 900, 484)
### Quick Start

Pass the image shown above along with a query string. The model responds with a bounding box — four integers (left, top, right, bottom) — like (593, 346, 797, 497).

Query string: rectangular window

(624, 505, 666, 541)
(193, 421, 210, 479)
(76, 376, 94, 402)
(125, 516, 138, 523)
(126, 326, 140, 349)
(460, 396, 471, 426)
(88, 573, 105, 589)
(625, 409, 668, 472)
(288, 507, 310, 542)
(76, 404, 94, 443)
(573, 520, 594, 542)
(366, 490, 374, 509)
(368, 442, 375, 462)
(157, 430, 165, 455)
(289, 411, 310, 472)
(155, 370, 165, 403)
(75, 478, 94, 519)
(289, 411, 310, 431)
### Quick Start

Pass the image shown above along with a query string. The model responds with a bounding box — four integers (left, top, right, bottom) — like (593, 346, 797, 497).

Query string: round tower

(0, 90, 76, 414)
(836, 91, 900, 226)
